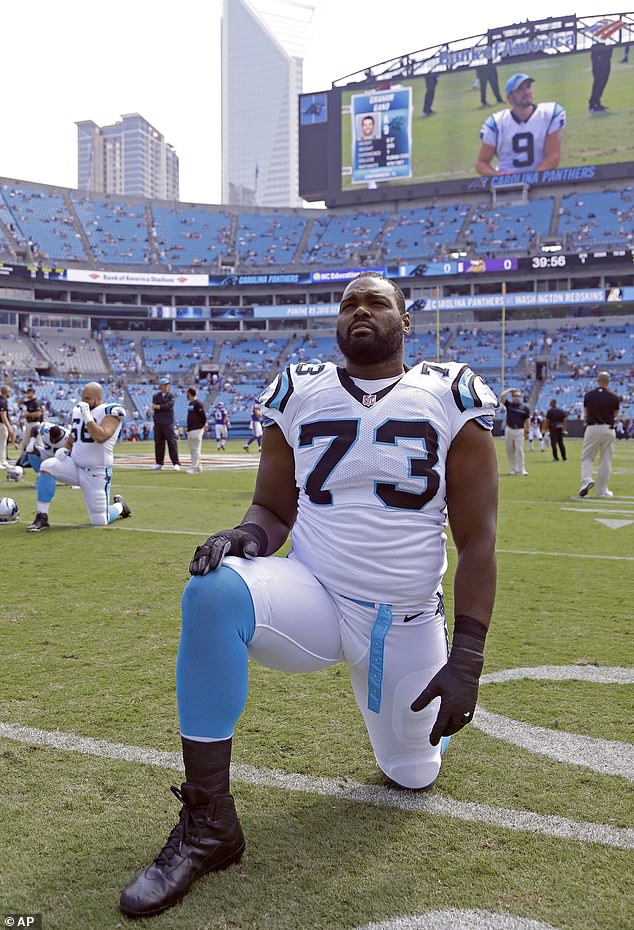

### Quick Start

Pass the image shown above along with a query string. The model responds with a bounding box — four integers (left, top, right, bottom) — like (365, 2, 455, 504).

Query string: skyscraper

(222, 0, 314, 207)
(76, 114, 179, 201)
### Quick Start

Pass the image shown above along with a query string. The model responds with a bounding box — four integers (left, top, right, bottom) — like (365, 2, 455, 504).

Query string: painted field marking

(562, 507, 634, 515)
(41, 525, 634, 559)
(594, 519, 633, 529)
(355, 911, 560, 930)
(477, 666, 634, 781)
(0, 722, 632, 850)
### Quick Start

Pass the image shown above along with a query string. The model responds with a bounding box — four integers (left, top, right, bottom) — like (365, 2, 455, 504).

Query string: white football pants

(41, 455, 114, 526)
(224, 555, 449, 790)
(580, 424, 616, 495)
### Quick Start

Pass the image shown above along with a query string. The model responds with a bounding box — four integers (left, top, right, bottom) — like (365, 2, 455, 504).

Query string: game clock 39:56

(530, 254, 568, 269)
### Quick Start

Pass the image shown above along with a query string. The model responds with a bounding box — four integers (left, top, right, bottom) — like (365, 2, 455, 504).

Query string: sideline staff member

(151, 376, 181, 471)
(545, 399, 567, 462)
(500, 387, 530, 475)
(186, 387, 207, 474)
(579, 371, 620, 497)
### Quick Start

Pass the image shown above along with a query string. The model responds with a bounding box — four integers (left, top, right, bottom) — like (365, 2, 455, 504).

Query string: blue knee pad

(176, 566, 256, 740)
(28, 453, 42, 475)
(37, 471, 57, 503)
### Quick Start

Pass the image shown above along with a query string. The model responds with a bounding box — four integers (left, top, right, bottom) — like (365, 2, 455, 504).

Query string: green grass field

(1, 438, 633, 930)
(341, 50, 634, 188)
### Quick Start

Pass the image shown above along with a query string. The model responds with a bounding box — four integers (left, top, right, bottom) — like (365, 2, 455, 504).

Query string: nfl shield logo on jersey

(362, 394, 377, 407)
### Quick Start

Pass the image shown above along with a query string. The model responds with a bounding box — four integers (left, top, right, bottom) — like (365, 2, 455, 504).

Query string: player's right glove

(189, 523, 269, 575)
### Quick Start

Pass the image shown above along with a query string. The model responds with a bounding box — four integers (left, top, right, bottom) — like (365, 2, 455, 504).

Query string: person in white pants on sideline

(186, 387, 207, 474)
(500, 387, 530, 475)
(579, 371, 620, 498)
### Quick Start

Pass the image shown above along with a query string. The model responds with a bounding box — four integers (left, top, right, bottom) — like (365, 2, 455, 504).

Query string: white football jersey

(37, 421, 70, 460)
(70, 401, 126, 468)
(480, 102, 566, 172)
(260, 360, 498, 607)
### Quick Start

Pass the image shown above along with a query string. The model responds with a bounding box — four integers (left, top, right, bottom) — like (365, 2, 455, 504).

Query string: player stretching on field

(120, 272, 499, 918)
(475, 73, 566, 176)
(27, 381, 131, 531)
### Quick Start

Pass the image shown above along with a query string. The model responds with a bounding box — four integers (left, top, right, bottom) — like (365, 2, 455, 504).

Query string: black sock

(181, 736, 232, 795)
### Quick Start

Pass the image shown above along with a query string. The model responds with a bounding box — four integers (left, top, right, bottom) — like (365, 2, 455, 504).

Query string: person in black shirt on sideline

(500, 387, 530, 475)
(579, 371, 620, 497)
(151, 377, 180, 471)
(186, 387, 207, 474)
(545, 399, 567, 462)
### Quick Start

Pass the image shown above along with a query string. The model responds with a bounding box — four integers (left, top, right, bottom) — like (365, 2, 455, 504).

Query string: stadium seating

(447, 327, 545, 370)
(548, 322, 633, 367)
(1, 184, 87, 262)
(141, 337, 216, 375)
(557, 189, 634, 251)
(0, 333, 41, 376)
(381, 206, 470, 261)
(103, 336, 144, 376)
(152, 205, 233, 269)
(72, 196, 149, 265)
(463, 200, 554, 256)
(31, 333, 108, 375)
(301, 211, 390, 264)
(235, 214, 308, 266)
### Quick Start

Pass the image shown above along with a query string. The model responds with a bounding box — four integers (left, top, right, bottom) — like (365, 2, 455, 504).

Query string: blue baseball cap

(505, 73, 534, 95)
(159, 376, 171, 385)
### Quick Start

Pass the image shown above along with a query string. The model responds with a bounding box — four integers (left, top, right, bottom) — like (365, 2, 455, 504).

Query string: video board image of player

(350, 87, 412, 184)
(339, 46, 633, 196)
(476, 73, 566, 175)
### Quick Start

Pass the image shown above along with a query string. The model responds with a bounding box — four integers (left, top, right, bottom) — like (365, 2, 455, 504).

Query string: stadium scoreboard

(299, 12, 634, 207)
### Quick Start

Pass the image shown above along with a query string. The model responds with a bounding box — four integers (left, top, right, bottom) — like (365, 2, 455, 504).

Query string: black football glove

(189, 523, 269, 575)
(411, 615, 487, 746)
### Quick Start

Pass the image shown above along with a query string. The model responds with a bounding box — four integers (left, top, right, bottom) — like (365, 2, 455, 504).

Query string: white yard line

(47, 524, 634, 558)
(561, 507, 634, 515)
(0, 722, 632, 851)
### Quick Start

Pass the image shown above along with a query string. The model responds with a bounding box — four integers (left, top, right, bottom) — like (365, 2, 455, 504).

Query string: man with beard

(475, 73, 566, 175)
(120, 272, 499, 918)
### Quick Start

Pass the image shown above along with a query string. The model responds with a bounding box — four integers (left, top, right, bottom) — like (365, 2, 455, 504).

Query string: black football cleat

(114, 494, 132, 519)
(27, 512, 50, 533)
(120, 783, 245, 918)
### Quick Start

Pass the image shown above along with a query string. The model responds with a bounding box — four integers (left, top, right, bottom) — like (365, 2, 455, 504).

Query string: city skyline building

(221, 0, 314, 207)
(76, 113, 179, 200)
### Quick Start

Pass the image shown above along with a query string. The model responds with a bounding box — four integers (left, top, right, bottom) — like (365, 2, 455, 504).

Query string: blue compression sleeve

(176, 566, 256, 739)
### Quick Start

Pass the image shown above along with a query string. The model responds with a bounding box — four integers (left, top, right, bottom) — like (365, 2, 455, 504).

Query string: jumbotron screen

(341, 48, 631, 192)
(299, 32, 634, 206)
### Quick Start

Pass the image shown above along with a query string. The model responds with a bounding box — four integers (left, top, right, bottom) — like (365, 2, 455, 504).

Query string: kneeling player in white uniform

(120, 272, 499, 918)
(27, 382, 131, 532)
(26, 420, 71, 482)
(476, 73, 566, 176)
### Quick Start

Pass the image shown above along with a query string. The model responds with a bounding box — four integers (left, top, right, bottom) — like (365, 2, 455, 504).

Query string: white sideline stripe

(491, 548, 633, 561)
(0, 723, 632, 851)
(562, 507, 634, 515)
(49, 523, 634, 559)
(355, 910, 559, 930)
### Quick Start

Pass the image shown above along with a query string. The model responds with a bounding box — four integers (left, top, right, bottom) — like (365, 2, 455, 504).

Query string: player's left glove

(411, 615, 487, 745)
(77, 401, 94, 424)
(189, 523, 269, 575)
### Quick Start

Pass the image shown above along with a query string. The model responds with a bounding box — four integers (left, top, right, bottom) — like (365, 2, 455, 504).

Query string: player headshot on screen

(475, 73, 566, 176)
(360, 114, 378, 139)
